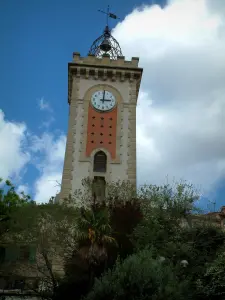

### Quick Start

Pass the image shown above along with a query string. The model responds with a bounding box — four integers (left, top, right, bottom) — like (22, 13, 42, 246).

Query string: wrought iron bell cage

(88, 26, 123, 60)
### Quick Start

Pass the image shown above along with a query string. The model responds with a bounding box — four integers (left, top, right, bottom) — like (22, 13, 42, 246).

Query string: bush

(85, 249, 190, 300)
(197, 251, 225, 299)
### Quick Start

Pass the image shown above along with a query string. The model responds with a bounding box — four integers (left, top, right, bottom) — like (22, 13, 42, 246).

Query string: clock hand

(100, 99, 111, 103)
(102, 90, 105, 103)
(100, 91, 113, 103)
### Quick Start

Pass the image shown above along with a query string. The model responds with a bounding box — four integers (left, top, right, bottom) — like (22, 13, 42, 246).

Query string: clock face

(91, 90, 116, 112)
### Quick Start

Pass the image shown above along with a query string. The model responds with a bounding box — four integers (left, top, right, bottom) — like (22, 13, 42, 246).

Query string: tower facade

(59, 27, 143, 201)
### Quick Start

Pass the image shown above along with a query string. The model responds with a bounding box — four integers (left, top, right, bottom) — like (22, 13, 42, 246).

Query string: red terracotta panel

(86, 105, 117, 159)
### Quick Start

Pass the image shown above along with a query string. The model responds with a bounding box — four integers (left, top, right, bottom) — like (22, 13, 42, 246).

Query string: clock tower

(59, 22, 143, 202)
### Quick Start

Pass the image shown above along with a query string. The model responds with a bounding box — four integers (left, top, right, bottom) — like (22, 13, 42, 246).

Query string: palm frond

(75, 231, 89, 241)
(102, 235, 118, 246)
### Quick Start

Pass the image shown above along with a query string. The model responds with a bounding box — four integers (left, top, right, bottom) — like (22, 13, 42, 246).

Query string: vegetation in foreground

(0, 177, 225, 300)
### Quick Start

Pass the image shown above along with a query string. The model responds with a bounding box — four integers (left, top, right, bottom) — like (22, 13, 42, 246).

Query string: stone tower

(59, 24, 143, 202)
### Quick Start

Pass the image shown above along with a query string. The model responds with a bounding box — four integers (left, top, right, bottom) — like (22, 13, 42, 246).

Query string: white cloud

(0, 107, 65, 203)
(17, 184, 29, 195)
(0, 110, 30, 180)
(37, 97, 55, 129)
(40, 116, 55, 129)
(113, 0, 225, 194)
(38, 97, 53, 113)
(32, 133, 66, 203)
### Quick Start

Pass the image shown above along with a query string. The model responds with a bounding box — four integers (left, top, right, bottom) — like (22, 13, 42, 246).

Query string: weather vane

(88, 5, 122, 59)
(98, 5, 120, 26)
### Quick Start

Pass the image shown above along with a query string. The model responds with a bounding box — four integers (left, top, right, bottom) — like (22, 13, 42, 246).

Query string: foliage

(0, 178, 32, 222)
(109, 198, 142, 260)
(1, 197, 79, 299)
(1, 177, 225, 300)
(131, 181, 198, 252)
(6, 201, 78, 243)
(71, 178, 143, 258)
(105, 180, 137, 204)
(82, 181, 225, 300)
(75, 206, 117, 265)
(0, 177, 33, 246)
(198, 251, 225, 299)
(180, 225, 225, 265)
(70, 178, 137, 208)
(85, 248, 190, 300)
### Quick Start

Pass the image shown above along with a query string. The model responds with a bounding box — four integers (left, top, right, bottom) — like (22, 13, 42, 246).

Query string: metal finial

(88, 6, 122, 60)
(98, 5, 120, 27)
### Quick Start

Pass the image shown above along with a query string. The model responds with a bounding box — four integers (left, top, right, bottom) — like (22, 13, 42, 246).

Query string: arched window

(93, 151, 107, 172)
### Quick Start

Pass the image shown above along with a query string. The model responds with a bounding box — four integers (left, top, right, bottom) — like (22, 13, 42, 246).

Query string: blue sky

(0, 0, 224, 211)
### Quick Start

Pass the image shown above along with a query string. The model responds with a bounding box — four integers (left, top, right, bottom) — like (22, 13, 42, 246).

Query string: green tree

(198, 251, 225, 299)
(75, 207, 117, 266)
(85, 249, 190, 300)
(1, 199, 79, 299)
(63, 205, 118, 292)
(0, 178, 32, 223)
(54, 180, 141, 300)
(0, 178, 33, 266)
(72, 179, 143, 260)
(37, 179, 224, 300)
(130, 181, 225, 300)
(131, 181, 199, 253)
(56, 180, 200, 300)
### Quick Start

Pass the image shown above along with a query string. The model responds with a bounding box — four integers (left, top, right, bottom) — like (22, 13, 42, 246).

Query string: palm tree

(75, 206, 117, 285)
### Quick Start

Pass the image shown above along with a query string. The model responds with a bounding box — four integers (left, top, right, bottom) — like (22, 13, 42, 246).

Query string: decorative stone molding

(68, 55, 143, 104)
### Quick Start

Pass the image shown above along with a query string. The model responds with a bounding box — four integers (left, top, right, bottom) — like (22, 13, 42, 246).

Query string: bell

(100, 38, 111, 52)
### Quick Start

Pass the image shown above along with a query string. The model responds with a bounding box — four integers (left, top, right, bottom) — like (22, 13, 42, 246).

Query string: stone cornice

(67, 54, 143, 104)
(69, 62, 143, 73)
(72, 52, 140, 67)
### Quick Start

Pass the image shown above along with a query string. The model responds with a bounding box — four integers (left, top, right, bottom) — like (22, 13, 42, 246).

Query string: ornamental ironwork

(88, 6, 123, 60)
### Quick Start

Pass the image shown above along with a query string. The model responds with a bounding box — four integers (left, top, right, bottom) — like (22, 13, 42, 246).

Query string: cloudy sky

(0, 0, 224, 210)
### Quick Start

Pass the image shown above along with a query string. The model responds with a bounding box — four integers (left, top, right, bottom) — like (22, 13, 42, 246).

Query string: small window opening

(93, 151, 107, 173)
